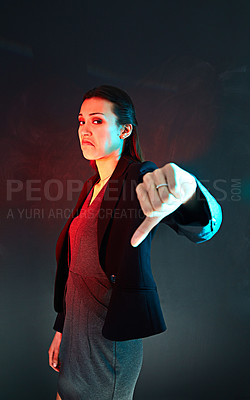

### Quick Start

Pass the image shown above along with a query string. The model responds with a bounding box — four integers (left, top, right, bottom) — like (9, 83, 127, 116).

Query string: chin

(81, 150, 96, 160)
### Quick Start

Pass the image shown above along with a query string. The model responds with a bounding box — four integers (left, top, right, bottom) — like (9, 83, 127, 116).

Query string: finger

(139, 172, 172, 215)
(53, 350, 59, 369)
(52, 364, 60, 372)
(162, 163, 182, 200)
(149, 168, 172, 206)
(136, 182, 155, 217)
(48, 352, 52, 368)
(53, 357, 60, 372)
(136, 181, 180, 218)
(142, 170, 178, 212)
(48, 347, 55, 367)
(51, 357, 60, 372)
(131, 216, 161, 247)
(131, 195, 184, 247)
(49, 353, 59, 372)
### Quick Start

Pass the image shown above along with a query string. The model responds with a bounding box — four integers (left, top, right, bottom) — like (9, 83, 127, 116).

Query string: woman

(48, 85, 222, 399)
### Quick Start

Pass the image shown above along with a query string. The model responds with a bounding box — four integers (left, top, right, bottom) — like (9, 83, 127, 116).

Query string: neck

(95, 151, 122, 182)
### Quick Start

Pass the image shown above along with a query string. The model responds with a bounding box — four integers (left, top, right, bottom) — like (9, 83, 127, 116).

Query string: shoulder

(127, 160, 159, 179)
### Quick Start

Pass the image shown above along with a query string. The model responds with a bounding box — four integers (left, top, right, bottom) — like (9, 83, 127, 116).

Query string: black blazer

(53, 155, 222, 341)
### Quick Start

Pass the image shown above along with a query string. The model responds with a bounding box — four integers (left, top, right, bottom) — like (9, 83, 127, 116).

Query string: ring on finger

(155, 183, 169, 190)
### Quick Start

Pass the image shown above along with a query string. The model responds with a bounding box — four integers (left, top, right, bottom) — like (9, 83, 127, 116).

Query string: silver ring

(156, 183, 169, 190)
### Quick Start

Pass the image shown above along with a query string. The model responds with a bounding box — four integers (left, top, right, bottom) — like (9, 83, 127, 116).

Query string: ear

(120, 124, 133, 138)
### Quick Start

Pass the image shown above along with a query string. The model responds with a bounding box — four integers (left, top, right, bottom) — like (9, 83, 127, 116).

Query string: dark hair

(82, 85, 145, 171)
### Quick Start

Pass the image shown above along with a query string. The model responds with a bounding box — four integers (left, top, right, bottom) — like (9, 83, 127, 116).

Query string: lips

(82, 140, 94, 146)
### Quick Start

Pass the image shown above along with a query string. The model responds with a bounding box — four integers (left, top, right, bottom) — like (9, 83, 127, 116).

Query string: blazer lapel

(97, 155, 134, 254)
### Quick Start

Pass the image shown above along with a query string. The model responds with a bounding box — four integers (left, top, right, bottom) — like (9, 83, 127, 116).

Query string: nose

(79, 123, 92, 138)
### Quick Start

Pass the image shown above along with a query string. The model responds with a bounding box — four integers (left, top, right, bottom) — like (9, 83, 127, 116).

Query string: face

(78, 97, 124, 160)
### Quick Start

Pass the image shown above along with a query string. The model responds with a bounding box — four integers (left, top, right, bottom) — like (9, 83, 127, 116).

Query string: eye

(79, 120, 85, 125)
(93, 119, 102, 124)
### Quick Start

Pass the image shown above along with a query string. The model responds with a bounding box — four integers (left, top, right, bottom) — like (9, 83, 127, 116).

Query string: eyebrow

(78, 112, 105, 117)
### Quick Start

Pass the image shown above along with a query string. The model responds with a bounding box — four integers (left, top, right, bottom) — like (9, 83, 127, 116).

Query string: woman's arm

(133, 161, 222, 245)
(53, 311, 65, 333)
(48, 331, 62, 372)
(160, 177, 223, 243)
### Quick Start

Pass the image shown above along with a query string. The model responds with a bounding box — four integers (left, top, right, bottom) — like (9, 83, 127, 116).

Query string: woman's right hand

(48, 331, 62, 372)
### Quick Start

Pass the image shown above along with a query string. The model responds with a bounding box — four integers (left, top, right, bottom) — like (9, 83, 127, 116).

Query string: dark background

(1, 1, 250, 399)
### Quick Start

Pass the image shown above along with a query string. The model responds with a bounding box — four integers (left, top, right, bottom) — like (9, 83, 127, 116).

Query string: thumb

(53, 351, 59, 368)
(131, 216, 161, 247)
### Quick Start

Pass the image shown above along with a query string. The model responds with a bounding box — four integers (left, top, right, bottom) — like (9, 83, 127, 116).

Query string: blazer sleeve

(139, 162, 223, 244)
(53, 311, 65, 333)
(161, 177, 223, 243)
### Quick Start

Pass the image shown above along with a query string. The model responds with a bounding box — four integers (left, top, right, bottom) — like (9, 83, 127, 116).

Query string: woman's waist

(68, 267, 111, 288)
(66, 269, 112, 308)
